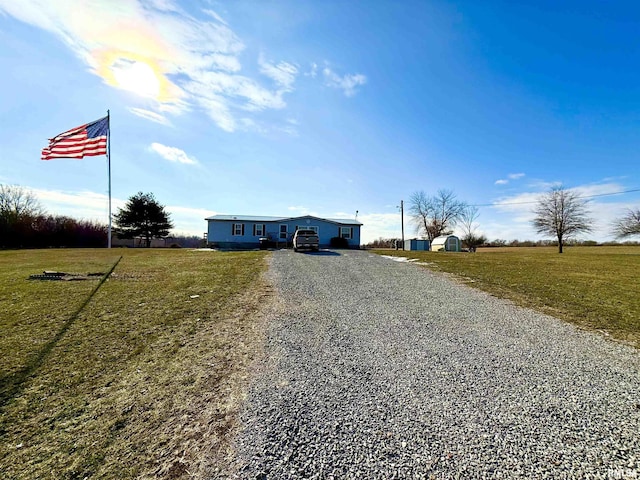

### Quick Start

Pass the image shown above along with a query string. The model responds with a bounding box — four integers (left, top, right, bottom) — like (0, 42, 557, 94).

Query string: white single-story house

(205, 214, 362, 249)
(431, 235, 461, 252)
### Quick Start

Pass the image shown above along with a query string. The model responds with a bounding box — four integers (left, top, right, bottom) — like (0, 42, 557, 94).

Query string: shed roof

(431, 235, 459, 245)
(205, 214, 362, 226)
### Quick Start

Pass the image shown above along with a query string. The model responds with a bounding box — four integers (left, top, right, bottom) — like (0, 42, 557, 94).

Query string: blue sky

(1, 0, 639, 243)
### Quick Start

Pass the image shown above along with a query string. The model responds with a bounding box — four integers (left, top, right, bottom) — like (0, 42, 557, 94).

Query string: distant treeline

(484, 239, 640, 247)
(365, 238, 402, 249)
(0, 215, 205, 249)
(0, 215, 206, 249)
(0, 184, 208, 249)
(364, 237, 639, 249)
(0, 215, 108, 249)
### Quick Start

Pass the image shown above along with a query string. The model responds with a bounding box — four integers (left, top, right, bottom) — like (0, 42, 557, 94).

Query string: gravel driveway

(233, 249, 640, 479)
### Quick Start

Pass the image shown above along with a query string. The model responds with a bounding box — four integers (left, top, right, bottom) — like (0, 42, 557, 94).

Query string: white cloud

(0, 0, 297, 132)
(571, 182, 626, 198)
(332, 211, 358, 218)
(147, 0, 180, 12)
(305, 62, 318, 78)
(149, 143, 198, 165)
(490, 191, 541, 229)
(183, 70, 287, 118)
(158, 100, 190, 115)
(492, 191, 540, 212)
(202, 8, 228, 25)
(357, 212, 403, 244)
(235, 118, 297, 136)
(287, 206, 314, 215)
(200, 53, 242, 72)
(239, 118, 264, 134)
(128, 107, 172, 125)
(275, 125, 298, 136)
(32, 188, 113, 210)
(195, 93, 236, 132)
(526, 180, 560, 190)
(323, 67, 367, 97)
(259, 54, 298, 90)
(30, 188, 125, 223)
(495, 172, 525, 185)
(166, 205, 217, 235)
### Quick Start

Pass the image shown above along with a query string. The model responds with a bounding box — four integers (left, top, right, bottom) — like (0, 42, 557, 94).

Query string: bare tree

(459, 205, 487, 252)
(613, 208, 640, 238)
(409, 189, 466, 241)
(531, 186, 592, 253)
(0, 184, 44, 223)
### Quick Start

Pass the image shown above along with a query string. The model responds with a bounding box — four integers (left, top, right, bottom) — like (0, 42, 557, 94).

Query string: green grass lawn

(0, 248, 270, 479)
(373, 246, 640, 348)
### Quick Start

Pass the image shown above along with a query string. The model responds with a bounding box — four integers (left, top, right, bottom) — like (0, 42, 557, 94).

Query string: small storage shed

(404, 238, 430, 251)
(431, 235, 461, 252)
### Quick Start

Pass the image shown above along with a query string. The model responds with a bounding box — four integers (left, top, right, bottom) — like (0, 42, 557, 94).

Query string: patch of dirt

(28, 271, 104, 281)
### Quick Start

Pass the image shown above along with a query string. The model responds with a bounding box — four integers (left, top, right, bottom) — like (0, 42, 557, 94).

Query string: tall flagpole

(107, 110, 112, 249)
(400, 199, 405, 250)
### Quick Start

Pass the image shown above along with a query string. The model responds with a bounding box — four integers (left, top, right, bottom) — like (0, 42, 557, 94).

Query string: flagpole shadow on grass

(0, 256, 122, 411)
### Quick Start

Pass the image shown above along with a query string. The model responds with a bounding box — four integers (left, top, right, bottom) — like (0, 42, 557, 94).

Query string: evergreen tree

(114, 192, 173, 247)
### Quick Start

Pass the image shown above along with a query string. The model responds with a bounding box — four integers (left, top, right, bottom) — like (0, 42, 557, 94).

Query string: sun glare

(111, 59, 161, 99)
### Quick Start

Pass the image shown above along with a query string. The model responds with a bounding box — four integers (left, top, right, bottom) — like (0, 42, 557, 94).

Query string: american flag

(41, 116, 109, 160)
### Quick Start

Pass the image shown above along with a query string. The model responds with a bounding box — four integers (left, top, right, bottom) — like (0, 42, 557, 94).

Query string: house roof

(205, 214, 362, 226)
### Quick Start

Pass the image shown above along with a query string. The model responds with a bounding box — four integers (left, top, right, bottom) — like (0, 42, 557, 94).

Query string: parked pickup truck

(293, 229, 319, 252)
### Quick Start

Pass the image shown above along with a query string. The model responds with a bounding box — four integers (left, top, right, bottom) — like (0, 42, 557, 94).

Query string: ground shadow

(0, 257, 122, 411)
(304, 250, 342, 256)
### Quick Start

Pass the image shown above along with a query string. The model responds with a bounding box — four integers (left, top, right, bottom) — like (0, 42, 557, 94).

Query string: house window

(340, 227, 352, 239)
(296, 225, 318, 234)
(279, 224, 288, 239)
(232, 223, 244, 236)
(254, 224, 265, 236)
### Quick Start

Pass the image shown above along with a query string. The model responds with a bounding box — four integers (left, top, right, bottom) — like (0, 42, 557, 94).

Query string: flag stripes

(41, 116, 109, 160)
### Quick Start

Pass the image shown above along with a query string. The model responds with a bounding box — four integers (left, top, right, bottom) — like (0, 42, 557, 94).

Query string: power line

(471, 188, 640, 208)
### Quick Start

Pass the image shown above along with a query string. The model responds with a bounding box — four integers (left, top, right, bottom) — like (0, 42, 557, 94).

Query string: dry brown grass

(0, 248, 271, 479)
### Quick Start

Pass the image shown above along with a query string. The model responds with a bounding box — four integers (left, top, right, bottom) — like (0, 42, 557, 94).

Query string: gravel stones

(232, 250, 640, 479)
